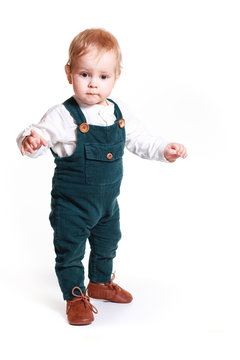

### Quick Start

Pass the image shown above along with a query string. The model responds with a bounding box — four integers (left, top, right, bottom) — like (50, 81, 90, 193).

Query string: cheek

(73, 78, 85, 90)
(108, 81, 115, 93)
(104, 80, 115, 92)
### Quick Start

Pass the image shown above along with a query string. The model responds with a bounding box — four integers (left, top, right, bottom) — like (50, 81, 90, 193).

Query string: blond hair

(66, 28, 122, 77)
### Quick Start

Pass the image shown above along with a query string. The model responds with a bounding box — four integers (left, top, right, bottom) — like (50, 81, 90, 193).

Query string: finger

(169, 148, 177, 155)
(40, 137, 47, 147)
(28, 136, 40, 149)
(26, 137, 35, 147)
(32, 139, 42, 150)
(28, 139, 36, 149)
(177, 149, 187, 159)
(20, 146, 25, 156)
(180, 148, 187, 158)
(32, 142, 38, 150)
(174, 144, 186, 157)
(30, 129, 38, 138)
(182, 149, 187, 158)
(176, 144, 184, 152)
(25, 143, 34, 154)
(176, 149, 184, 157)
(170, 143, 179, 151)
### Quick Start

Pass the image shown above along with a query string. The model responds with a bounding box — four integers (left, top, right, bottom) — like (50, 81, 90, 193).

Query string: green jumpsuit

(49, 96, 126, 300)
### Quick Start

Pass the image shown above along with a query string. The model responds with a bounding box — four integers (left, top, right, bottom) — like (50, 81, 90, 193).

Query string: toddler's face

(66, 46, 117, 105)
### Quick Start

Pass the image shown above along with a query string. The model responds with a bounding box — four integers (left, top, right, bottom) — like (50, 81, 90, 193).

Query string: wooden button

(107, 153, 113, 160)
(79, 123, 89, 133)
(118, 118, 125, 128)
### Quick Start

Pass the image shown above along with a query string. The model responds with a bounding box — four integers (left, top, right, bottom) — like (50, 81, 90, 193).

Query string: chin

(78, 98, 97, 106)
(86, 96, 103, 105)
(87, 99, 101, 105)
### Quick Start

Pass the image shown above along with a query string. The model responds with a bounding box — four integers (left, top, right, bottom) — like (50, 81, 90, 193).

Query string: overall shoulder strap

(107, 98, 123, 119)
(63, 97, 86, 125)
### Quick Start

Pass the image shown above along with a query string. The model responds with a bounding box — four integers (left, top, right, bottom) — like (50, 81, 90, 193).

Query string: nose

(88, 77, 98, 88)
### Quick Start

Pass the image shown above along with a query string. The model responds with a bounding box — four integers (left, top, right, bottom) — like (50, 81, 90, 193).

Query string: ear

(114, 69, 121, 83)
(65, 64, 72, 84)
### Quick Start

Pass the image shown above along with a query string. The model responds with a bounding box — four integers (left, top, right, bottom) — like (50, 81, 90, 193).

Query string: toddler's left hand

(164, 143, 187, 162)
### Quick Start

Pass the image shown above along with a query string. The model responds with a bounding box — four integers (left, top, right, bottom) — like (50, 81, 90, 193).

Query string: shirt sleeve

(16, 105, 69, 158)
(116, 100, 170, 162)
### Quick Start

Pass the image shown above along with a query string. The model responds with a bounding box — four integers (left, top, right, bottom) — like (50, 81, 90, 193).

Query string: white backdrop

(1, 0, 240, 359)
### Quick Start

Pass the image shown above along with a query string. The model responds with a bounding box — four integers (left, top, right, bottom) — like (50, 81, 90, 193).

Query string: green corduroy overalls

(49, 96, 126, 300)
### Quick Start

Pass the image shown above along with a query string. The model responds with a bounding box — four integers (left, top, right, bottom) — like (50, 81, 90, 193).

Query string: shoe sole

(68, 319, 93, 326)
(88, 295, 132, 303)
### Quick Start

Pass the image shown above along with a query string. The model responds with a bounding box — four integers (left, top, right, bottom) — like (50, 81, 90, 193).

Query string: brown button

(79, 123, 89, 133)
(118, 118, 125, 128)
(107, 153, 113, 160)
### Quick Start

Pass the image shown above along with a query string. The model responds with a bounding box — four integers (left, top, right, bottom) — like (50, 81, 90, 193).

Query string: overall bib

(49, 97, 126, 300)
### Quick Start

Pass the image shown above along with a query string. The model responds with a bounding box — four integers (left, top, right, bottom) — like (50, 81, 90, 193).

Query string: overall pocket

(84, 142, 124, 185)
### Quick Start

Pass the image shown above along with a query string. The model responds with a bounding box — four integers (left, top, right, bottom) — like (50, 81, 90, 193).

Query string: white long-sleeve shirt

(16, 96, 169, 161)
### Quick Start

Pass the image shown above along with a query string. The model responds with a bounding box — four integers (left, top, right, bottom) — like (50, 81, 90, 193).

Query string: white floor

(1, 256, 240, 360)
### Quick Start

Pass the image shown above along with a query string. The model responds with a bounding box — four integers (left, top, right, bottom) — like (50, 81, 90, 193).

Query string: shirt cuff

(157, 139, 171, 163)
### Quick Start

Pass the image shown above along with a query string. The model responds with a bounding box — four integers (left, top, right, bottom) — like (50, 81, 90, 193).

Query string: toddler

(17, 28, 187, 325)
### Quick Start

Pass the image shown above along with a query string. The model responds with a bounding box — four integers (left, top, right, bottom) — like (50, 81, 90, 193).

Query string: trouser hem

(88, 276, 111, 284)
(63, 286, 87, 301)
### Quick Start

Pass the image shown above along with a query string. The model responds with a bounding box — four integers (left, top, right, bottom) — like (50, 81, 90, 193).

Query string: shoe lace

(106, 272, 122, 292)
(67, 287, 98, 314)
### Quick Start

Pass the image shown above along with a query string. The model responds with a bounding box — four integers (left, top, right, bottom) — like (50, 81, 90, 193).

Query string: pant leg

(88, 201, 121, 283)
(50, 197, 91, 300)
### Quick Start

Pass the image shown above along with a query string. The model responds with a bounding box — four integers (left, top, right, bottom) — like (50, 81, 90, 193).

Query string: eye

(100, 74, 108, 80)
(81, 72, 89, 78)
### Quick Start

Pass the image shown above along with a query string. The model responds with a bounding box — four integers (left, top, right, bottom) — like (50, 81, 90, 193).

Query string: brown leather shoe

(66, 287, 98, 325)
(87, 273, 133, 303)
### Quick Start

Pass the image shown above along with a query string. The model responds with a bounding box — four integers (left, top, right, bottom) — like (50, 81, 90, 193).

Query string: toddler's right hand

(20, 129, 47, 156)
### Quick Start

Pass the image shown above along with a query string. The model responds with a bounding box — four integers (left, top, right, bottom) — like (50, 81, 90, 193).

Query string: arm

(16, 105, 68, 158)
(120, 101, 187, 162)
